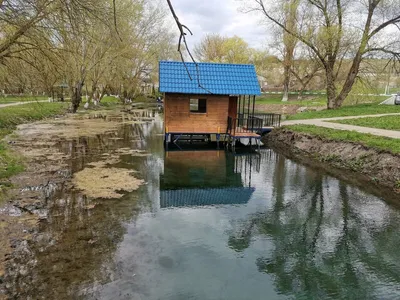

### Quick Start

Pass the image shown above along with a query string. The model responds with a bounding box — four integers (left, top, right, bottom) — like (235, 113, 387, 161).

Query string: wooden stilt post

(247, 95, 250, 118)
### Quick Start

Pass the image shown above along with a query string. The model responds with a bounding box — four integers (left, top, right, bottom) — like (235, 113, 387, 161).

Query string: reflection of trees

(228, 154, 400, 299)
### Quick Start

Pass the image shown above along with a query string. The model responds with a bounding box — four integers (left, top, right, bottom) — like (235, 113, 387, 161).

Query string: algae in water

(72, 167, 144, 199)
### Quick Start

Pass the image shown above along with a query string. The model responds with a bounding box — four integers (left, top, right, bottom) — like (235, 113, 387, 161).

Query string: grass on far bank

(256, 94, 327, 106)
(0, 95, 47, 104)
(0, 102, 68, 181)
(331, 115, 400, 131)
(284, 124, 400, 154)
(256, 93, 389, 107)
(287, 103, 400, 120)
(101, 95, 119, 103)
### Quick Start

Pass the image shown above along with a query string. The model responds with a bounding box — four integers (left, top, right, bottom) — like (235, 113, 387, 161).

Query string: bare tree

(281, 0, 298, 102)
(245, 0, 400, 109)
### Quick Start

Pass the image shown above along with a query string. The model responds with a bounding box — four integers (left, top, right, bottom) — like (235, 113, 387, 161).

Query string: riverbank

(264, 127, 400, 198)
(0, 107, 160, 297)
(0, 102, 69, 184)
(0, 97, 124, 186)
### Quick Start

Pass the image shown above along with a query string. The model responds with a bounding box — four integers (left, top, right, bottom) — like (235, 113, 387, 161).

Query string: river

(3, 110, 400, 299)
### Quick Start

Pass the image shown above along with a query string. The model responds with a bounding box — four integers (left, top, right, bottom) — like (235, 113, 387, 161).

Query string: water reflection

(160, 151, 257, 208)
(228, 153, 400, 300)
(88, 144, 400, 299)
(8, 111, 400, 300)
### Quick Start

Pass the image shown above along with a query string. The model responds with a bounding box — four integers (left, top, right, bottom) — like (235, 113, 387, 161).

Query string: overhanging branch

(166, 0, 212, 93)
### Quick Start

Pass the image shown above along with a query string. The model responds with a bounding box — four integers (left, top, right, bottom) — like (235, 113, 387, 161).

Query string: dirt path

(282, 113, 400, 139)
(0, 100, 48, 108)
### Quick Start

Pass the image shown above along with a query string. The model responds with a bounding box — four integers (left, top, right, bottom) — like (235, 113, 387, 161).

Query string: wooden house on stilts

(159, 61, 278, 149)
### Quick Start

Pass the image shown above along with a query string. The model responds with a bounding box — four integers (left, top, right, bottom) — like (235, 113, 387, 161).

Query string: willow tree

(0, 0, 56, 61)
(194, 34, 252, 64)
(281, 0, 298, 102)
(246, 0, 400, 109)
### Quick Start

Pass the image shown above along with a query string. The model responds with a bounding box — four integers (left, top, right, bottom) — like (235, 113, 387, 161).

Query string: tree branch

(252, 0, 327, 66)
(166, 0, 212, 93)
(368, 15, 400, 39)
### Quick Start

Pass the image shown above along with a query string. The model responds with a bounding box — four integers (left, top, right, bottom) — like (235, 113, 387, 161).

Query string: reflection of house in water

(159, 150, 260, 208)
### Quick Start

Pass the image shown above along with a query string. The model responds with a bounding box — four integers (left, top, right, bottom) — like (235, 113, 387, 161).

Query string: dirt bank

(264, 128, 400, 198)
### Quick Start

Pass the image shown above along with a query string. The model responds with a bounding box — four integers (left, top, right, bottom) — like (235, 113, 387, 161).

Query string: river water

(7, 111, 400, 299)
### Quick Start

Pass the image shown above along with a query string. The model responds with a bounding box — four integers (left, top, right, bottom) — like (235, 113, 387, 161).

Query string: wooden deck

(230, 128, 261, 139)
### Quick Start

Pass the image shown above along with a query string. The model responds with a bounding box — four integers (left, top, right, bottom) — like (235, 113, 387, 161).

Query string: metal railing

(253, 113, 281, 128)
(237, 113, 281, 128)
(227, 116, 263, 136)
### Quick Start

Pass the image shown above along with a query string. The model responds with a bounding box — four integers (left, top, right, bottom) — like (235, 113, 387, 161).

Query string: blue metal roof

(159, 61, 261, 95)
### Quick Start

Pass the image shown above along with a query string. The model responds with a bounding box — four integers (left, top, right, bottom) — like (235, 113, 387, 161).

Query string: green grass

(256, 94, 389, 108)
(331, 115, 400, 131)
(285, 125, 400, 154)
(101, 95, 119, 103)
(98, 95, 120, 107)
(344, 94, 389, 105)
(0, 102, 68, 181)
(256, 94, 326, 106)
(0, 95, 47, 104)
(287, 103, 400, 120)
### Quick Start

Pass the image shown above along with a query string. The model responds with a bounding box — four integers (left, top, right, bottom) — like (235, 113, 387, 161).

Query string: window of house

(190, 98, 207, 113)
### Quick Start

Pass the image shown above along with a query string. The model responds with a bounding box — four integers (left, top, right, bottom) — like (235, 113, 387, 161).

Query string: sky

(165, 0, 269, 50)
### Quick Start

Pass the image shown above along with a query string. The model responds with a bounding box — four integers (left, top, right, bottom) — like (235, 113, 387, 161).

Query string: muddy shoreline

(264, 128, 400, 203)
(0, 109, 157, 299)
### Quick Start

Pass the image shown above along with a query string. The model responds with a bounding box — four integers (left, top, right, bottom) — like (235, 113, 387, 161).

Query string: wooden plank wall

(164, 93, 230, 133)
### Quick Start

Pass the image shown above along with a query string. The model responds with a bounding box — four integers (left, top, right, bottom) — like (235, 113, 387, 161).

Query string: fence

(227, 116, 263, 136)
(253, 113, 281, 128)
(237, 113, 281, 128)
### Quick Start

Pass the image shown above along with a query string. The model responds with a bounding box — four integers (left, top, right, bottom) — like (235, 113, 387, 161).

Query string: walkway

(282, 113, 400, 139)
(0, 100, 48, 109)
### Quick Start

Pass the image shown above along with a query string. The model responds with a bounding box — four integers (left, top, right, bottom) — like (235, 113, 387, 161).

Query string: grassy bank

(287, 103, 400, 120)
(0, 102, 68, 181)
(285, 124, 400, 154)
(331, 115, 400, 131)
(256, 94, 326, 106)
(100, 96, 120, 106)
(0, 96, 47, 104)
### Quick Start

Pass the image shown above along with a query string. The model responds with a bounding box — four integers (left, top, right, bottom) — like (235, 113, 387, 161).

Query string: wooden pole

(238, 95, 241, 116)
(252, 95, 255, 117)
(247, 95, 250, 118)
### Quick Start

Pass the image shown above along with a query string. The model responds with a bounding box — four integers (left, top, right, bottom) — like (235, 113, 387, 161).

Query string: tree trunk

(71, 81, 84, 113)
(282, 65, 290, 102)
(334, 55, 363, 108)
(326, 67, 337, 109)
(99, 86, 107, 102)
(297, 88, 304, 100)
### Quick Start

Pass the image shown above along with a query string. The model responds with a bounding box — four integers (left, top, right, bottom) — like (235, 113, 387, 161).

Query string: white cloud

(165, 0, 270, 49)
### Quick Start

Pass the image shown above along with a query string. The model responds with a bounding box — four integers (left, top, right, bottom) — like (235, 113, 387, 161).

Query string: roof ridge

(159, 60, 255, 67)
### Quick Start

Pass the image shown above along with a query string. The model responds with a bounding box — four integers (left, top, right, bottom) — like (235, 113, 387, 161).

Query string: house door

(228, 96, 238, 120)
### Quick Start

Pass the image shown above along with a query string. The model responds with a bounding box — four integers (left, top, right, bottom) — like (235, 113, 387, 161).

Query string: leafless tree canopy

(245, 0, 400, 108)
